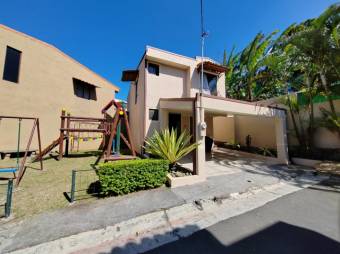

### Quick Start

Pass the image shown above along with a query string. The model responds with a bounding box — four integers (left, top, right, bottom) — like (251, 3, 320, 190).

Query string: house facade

(0, 25, 119, 151)
(125, 46, 289, 177)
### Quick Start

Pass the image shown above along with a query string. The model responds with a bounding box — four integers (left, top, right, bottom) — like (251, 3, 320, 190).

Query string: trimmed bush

(97, 159, 169, 195)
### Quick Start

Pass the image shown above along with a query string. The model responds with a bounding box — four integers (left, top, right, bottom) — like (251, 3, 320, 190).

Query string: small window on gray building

(73, 78, 97, 100)
(149, 109, 159, 121)
(148, 63, 159, 76)
(135, 79, 138, 104)
(3, 46, 21, 83)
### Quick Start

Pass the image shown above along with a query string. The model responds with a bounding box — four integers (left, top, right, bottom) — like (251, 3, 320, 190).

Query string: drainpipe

(143, 57, 147, 155)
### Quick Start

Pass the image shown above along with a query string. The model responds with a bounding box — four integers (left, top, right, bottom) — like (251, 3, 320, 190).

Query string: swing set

(33, 99, 137, 162)
(0, 116, 43, 186)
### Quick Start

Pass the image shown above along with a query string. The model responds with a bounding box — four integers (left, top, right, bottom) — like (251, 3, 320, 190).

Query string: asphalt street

(145, 180, 340, 254)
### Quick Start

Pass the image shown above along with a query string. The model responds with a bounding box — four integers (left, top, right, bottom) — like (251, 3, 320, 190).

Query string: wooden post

(105, 112, 119, 158)
(115, 121, 121, 154)
(36, 119, 43, 171)
(122, 109, 136, 156)
(16, 119, 37, 186)
(65, 113, 71, 157)
(58, 110, 66, 160)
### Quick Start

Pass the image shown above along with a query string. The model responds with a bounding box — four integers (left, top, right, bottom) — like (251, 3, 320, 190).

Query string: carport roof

(159, 94, 286, 118)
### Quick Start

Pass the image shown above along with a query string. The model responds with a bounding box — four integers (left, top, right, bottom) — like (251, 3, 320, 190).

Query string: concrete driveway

(173, 147, 318, 203)
(180, 147, 290, 178)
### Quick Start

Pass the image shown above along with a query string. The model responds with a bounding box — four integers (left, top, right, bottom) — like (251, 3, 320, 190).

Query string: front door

(168, 113, 181, 133)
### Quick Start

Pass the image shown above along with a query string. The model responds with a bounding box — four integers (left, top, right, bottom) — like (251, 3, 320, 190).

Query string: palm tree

(144, 128, 198, 169)
(223, 46, 242, 99)
(239, 31, 278, 101)
(287, 3, 340, 116)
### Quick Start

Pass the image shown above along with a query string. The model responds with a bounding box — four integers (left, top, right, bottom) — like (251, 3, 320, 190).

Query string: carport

(159, 93, 289, 182)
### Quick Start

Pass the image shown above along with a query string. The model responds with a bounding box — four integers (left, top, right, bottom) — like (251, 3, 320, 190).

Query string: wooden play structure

(33, 99, 136, 162)
(0, 116, 43, 186)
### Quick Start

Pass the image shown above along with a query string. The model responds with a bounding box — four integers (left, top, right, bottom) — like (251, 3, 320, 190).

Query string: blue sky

(0, 0, 336, 100)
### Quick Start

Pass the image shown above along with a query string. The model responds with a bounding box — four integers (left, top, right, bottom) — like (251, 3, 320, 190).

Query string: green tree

(239, 31, 278, 101)
(287, 3, 340, 116)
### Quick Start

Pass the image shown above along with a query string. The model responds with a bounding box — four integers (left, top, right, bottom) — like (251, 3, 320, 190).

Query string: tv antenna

(200, 0, 208, 93)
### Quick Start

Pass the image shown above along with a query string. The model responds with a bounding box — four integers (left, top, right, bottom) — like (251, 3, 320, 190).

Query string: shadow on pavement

(95, 221, 340, 254)
(103, 221, 340, 254)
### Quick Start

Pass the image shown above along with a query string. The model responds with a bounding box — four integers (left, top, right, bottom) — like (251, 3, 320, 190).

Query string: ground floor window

(149, 109, 159, 120)
(168, 113, 181, 133)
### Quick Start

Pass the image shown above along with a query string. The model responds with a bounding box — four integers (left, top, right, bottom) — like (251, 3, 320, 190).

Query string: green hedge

(97, 159, 169, 195)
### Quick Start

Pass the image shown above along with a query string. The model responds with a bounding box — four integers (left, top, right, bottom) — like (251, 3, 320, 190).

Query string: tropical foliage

(145, 128, 198, 167)
(223, 3, 340, 152)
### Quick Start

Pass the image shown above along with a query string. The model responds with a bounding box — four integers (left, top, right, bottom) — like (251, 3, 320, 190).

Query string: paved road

(1, 162, 292, 253)
(145, 180, 340, 254)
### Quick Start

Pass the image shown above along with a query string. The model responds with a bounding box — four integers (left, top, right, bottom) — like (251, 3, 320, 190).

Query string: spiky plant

(145, 128, 198, 168)
(319, 108, 340, 135)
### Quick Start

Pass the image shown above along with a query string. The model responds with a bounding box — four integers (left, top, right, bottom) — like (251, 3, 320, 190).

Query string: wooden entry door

(168, 113, 181, 133)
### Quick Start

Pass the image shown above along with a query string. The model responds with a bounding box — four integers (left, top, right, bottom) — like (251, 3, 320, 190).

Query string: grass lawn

(0, 152, 102, 220)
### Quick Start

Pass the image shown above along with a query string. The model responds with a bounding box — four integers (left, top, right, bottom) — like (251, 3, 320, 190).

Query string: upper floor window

(148, 63, 159, 76)
(3, 46, 21, 83)
(73, 78, 97, 100)
(202, 73, 217, 96)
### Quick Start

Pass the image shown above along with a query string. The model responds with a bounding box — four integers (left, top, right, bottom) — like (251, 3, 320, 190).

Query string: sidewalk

(0, 164, 327, 253)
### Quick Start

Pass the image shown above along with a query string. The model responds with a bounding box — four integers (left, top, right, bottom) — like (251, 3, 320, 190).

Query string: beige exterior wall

(213, 116, 235, 142)
(158, 96, 289, 165)
(0, 25, 118, 151)
(128, 46, 227, 152)
(127, 56, 146, 153)
(145, 60, 187, 139)
(234, 116, 276, 149)
(257, 97, 340, 149)
(128, 47, 288, 159)
(210, 114, 277, 149)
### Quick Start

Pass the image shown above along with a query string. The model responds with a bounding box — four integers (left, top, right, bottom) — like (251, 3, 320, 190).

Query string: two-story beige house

(124, 46, 289, 177)
(0, 24, 119, 151)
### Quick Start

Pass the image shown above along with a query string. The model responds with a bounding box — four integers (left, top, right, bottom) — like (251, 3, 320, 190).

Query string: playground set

(0, 99, 135, 192)
(33, 99, 136, 163)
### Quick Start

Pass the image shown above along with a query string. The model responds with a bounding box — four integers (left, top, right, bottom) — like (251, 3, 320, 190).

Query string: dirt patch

(315, 162, 340, 176)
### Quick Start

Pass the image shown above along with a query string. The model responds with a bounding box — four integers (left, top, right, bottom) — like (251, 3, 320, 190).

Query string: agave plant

(145, 128, 198, 169)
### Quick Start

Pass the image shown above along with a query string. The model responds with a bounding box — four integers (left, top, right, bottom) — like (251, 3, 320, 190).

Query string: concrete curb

(8, 179, 314, 254)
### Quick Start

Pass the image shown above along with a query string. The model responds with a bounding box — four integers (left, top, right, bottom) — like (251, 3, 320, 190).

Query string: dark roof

(121, 70, 139, 82)
(197, 61, 228, 74)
